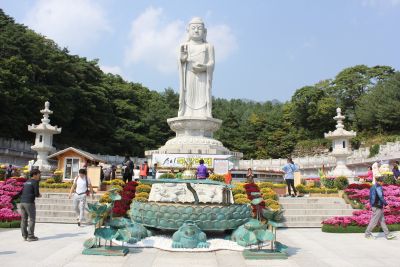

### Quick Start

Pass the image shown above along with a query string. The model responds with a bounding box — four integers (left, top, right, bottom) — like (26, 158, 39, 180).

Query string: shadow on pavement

(40, 232, 86, 240)
(0, 251, 16, 255)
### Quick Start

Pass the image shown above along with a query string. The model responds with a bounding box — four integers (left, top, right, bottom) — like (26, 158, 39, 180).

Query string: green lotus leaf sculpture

(231, 219, 275, 247)
(251, 198, 263, 205)
(94, 228, 119, 241)
(116, 229, 131, 242)
(261, 208, 284, 222)
(109, 217, 131, 229)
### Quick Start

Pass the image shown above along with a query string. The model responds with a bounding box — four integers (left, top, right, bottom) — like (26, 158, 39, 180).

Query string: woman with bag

(68, 169, 94, 226)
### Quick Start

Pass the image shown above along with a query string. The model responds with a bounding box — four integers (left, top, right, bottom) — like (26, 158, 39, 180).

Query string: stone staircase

(280, 197, 355, 228)
(35, 193, 101, 224)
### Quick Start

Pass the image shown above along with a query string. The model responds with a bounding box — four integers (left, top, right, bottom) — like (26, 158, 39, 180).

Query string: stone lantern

(28, 101, 62, 171)
(324, 108, 356, 177)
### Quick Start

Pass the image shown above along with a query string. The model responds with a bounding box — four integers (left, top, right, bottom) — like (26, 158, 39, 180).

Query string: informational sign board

(213, 159, 229, 175)
(152, 154, 234, 169)
(87, 166, 101, 192)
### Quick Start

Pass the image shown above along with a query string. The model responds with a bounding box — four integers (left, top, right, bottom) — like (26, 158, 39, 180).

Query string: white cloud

(362, 0, 400, 7)
(125, 7, 238, 74)
(99, 65, 123, 76)
(24, 0, 111, 51)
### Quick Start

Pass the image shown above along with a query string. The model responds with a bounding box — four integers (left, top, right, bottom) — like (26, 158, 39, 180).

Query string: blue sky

(2, 0, 400, 102)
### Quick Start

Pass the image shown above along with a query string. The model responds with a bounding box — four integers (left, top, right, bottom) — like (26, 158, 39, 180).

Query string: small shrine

(324, 107, 356, 177)
(28, 101, 62, 171)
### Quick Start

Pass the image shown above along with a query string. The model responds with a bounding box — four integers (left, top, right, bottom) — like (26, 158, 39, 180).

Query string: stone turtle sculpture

(172, 220, 209, 248)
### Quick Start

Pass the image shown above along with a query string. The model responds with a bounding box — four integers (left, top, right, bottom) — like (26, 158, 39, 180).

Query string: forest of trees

(1, 10, 400, 159)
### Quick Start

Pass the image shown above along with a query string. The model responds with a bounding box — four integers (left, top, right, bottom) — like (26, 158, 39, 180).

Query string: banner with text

(152, 154, 234, 169)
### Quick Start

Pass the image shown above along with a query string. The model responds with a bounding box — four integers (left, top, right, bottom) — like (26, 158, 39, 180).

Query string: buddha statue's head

(187, 17, 207, 42)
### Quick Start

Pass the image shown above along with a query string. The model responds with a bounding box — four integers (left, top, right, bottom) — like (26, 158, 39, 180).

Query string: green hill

(1, 10, 400, 159)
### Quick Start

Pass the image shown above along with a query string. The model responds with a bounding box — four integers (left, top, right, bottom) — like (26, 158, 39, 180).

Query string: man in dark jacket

(365, 176, 396, 240)
(20, 169, 41, 241)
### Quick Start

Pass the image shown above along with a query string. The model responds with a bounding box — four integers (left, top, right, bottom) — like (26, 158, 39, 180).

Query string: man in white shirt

(68, 169, 94, 226)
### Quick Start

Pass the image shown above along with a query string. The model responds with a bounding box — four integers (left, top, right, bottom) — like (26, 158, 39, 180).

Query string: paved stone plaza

(0, 223, 399, 267)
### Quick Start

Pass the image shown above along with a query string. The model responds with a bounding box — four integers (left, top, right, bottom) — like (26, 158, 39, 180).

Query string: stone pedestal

(146, 116, 241, 157)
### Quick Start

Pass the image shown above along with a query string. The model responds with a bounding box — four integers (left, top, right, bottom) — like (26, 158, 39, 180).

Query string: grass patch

(322, 224, 400, 233)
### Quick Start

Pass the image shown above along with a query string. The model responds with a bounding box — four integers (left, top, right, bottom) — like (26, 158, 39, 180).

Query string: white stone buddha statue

(178, 17, 215, 118)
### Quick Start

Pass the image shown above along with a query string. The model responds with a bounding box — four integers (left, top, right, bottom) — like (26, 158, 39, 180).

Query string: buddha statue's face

(188, 23, 205, 42)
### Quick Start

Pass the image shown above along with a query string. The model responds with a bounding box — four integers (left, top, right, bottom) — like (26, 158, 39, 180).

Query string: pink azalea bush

(323, 183, 400, 227)
(0, 177, 27, 222)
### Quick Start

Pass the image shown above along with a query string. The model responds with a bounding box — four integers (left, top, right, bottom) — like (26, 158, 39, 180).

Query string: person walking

(365, 176, 396, 240)
(122, 156, 134, 183)
(68, 169, 94, 226)
(139, 161, 149, 179)
(282, 157, 298, 197)
(6, 164, 13, 178)
(151, 163, 158, 179)
(20, 169, 41, 241)
(196, 159, 208, 179)
(133, 165, 140, 181)
(392, 161, 400, 180)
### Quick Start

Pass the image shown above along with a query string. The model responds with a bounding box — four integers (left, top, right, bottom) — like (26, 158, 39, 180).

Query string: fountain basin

(130, 201, 251, 231)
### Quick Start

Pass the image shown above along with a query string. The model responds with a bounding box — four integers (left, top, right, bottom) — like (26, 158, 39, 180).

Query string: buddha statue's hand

(180, 51, 188, 62)
(192, 63, 207, 73)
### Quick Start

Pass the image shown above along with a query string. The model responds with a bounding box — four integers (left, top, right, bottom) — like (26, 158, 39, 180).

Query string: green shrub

(135, 192, 149, 199)
(110, 179, 125, 186)
(369, 144, 380, 158)
(46, 178, 55, 184)
(258, 182, 274, 188)
(135, 197, 148, 202)
(334, 176, 349, 190)
(234, 197, 250, 204)
(321, 177, 336, 189)
(232, 186, 246, 195)
(264, 199, 280, 210)
(136, 184, 151, 193)
(272, 183, 286, 188)
(233, 193, 247, 200)
(159, 173, 176, 179)
(99, 192, 112, 203)
(322, 223, 400, 233)
(209, 174, 225, 182)
(110, 185, 123, 192)
(383, 174, 396, 185)
(295, 184, 306, 193)
(260, 188, 278, 200)
(53, 175, 63, 183)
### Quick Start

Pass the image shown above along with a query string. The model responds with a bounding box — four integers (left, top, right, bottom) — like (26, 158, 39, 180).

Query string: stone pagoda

(324, 107, 356, 177)
(28, 101, 62, 171)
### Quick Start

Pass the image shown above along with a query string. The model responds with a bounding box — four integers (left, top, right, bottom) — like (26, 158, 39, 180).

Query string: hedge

(322, 223, 400, 233)
(0, 220, 21, 228)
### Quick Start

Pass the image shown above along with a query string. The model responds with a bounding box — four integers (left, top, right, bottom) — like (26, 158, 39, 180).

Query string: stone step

(280, 203, 352, 209)
(36, 209, 83, 218)
(35, 198, 98, 205)
(278, 197, 345, 204)
(283, 214, 341, 222)
(36, 217, 93, 224)
(40, 192, 101, 200)
(36, 204, 80, 211)
(282, 209, 354, 216)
